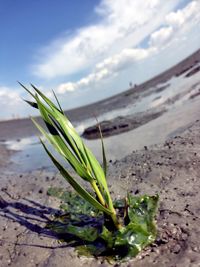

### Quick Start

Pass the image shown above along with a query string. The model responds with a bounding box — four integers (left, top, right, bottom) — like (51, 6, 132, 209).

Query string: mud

(0, 120, 200, 266)
(82, 109, 166, 139)
(1, 49, 200, 266)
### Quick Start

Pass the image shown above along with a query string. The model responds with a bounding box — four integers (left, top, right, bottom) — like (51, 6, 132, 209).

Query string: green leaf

(47, 188, 101, 216)
(114, 222, 150, 258)
(18, 81, 35, 98)
(96, 119, 107, 177)
(40, 139, 112, 215)
(26, 85, 107, 186)
(32, 87, 104, 181)
(31, 116, 93, 183)
(34, 87, 114, 213)
(31, 83, 61, 113)
(24, 99, 38, 109)
(23, 84, 159, 261)
(114, 195, 158, 259)
(32, 87, 111, 205)
(46, 192, 158, 261)
(64, 224, 99, 242)
(34, 93, 85, 165)
(52, 89, 64, 114)
(99, 226, 114, 248)
(127, 194, 159, 235)
(83, 145, 112, 207)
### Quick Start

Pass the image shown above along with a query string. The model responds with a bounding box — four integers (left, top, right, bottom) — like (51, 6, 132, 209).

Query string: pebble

(171, 244, 181, 254)
(134, 189, 140, 195)
(38, 189, 43, 194)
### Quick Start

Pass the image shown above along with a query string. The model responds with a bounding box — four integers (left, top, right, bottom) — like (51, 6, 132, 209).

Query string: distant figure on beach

(129, 82, 137, 89)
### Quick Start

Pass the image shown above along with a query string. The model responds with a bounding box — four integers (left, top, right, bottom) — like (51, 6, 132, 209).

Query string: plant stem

(91, 180, 106, 206)
(91, 180, 122, 230)
(111, 211, 122, 230)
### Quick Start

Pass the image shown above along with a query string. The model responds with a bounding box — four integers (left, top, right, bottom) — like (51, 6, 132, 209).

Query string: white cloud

(57, 82, 76, 93)
(55, 47, 156, 94)
(33, 0, 181, 79)
(149, 1, 200, 47)
(96, 47, 156, 72)
(0, 87, 21, 104)
(0, 87, 26, 120)
(166, 1, 199, 27)
(149, 26, 174, 47)
(54, 0, 200, 95)
(2, 0, 199, 120)
(56, 0, 200, 96)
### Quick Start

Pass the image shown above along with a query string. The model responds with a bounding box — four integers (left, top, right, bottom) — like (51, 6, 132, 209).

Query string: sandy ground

(1, 49, 200, 266)
(1, 120, 200, 267)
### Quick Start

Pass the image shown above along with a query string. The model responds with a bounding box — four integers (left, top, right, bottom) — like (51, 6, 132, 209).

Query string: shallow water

(74, 68, 200, 133)
(5, 93, 200, 173)
(5, 68, 200, 173)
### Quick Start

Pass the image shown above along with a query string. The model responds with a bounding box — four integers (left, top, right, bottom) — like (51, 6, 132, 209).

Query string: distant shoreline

(0, 48, 200, 141)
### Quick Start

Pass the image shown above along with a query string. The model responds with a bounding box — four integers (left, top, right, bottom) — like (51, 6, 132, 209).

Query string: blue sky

(0, 0, 200, 120)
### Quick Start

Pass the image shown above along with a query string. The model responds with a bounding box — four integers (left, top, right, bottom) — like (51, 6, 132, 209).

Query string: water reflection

(5, 95, 200, 173)
(74, 68, 200, 133)
(5, 67, 200, 173)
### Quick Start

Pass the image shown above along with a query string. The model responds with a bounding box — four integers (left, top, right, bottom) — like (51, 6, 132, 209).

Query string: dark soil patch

(82, 110, 166, 139)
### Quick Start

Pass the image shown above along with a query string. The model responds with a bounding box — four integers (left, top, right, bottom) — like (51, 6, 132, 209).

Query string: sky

(0, 0, 200, 120)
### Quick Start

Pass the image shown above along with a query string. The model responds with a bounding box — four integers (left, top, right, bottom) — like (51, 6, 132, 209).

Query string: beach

(1, 49, 200, 266)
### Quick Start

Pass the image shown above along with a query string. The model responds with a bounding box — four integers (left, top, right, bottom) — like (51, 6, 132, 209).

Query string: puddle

(4, 67, 200, 173)
(5, 94, 200, 173)
(74, 68, 200, 133)
(5, 137, 56, 172)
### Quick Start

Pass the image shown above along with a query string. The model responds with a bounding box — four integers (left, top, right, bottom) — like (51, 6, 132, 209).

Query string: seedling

(21, 83, 158, 261)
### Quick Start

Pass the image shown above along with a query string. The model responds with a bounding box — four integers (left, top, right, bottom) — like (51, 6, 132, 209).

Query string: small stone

(134, 189, 140, 195)
(181, 233, 188, 241)
(38, 189, 43, 194)
(171, 244, 181, 254)
(192, 246, 199, 252)
(120, 174, 127, 179)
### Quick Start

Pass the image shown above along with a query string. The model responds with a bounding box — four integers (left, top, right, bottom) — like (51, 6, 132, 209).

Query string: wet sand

(0, 48, 200, 141)
(1, 119, 200, 266)
(1, 49, 200, 266)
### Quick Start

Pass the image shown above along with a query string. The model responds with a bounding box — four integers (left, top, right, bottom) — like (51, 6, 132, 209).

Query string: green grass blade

(40, 139, 112, 215)
(24, 99, 38, 109)
(18, 81, 35, 98)
(31, 117, 93, 182)
(24, 87, 114, 211)
(34, 94, 85, 166)
(52, 89, 64, 114)
(32, 100, 94, 183)
(83, 146, 111, 206)
(31, 84, 61, 112)
(97, 122, 107, 177)
(37, 96, 93, 174)
(31, 87, 92, 169)
(35, 91, 111, 202)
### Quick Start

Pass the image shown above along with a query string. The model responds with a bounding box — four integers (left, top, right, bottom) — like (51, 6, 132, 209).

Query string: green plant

(21, 83, 158, 261)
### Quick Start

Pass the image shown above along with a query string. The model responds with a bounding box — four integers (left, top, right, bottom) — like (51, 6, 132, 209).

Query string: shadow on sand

(0, 195, 82, 249)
